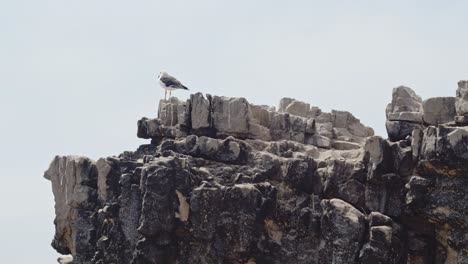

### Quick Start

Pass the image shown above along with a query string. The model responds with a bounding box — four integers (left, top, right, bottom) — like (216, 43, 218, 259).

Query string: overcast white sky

(1, 0, 467, 262)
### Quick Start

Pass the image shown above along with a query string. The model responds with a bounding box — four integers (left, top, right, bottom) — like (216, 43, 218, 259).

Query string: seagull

(158, 71, 189, 100)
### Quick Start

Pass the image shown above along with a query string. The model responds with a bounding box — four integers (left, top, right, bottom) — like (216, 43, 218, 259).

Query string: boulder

(422, 97, 456, 125)
(386, 86, 423, 122)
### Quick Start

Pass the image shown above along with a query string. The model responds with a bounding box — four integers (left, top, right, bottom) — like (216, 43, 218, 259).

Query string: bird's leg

(170, 90, 172, 97)
(165, 90, 167, 100)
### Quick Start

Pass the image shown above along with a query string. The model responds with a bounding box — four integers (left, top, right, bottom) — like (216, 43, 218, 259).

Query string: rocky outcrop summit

(45, 82, 468, 263)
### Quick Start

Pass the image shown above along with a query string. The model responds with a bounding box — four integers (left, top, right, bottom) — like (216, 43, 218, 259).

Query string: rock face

(386, 85, 457, 141)
(423, 97, 456, 126)
(45, 84, 468, 263)
(456, 81, 468, 116)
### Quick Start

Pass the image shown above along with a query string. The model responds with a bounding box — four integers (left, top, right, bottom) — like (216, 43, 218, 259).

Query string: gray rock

(359, 222, 404, 264)
(278, 98, 295, 112)
(285, 100, 310, 117)
(137, 117, 176, 140)
(455, 115, 468, 125)
(138, 162, 176, 241)
(455, 80, 468, 116)
(386, 120, 424, 142)
(248, 123, 272, 141)
(386, 86, 423, 121)
(305, 118, 316, 134)
(422, 97, 456, 125)
(158, 97, 185, 127)
(411, 129, 423, 161)
(364, 136, 411, 217)
(44, 156, 98, 262)
(212, 96, 251, 137)
(96, 158, 120, 203)
(387, 111, 424, 123)
(332, 110, 352, 128)
(315, 122, 333, 139)
(319, 199, 366, 264)
(320, 159, 366, 209)
(283, 158, 318, 194)
(250, 104, 274, 127)
(369, 212, 393, 227)
(190, 93, 211, 130)
(305, 134, 331, 149)
(332, 110, 374, 138)
(45, 89, 468, 264)
(58, 255, 73, 264)
(331, 140, 362, 150)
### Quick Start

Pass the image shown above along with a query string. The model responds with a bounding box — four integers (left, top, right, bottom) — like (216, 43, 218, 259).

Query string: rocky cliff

(45, 82, 468, 264)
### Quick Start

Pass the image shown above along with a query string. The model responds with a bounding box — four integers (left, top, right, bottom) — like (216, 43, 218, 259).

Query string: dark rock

(319, 199, 366, 264)
(45, 89, 468, 263)
(386, 120, 425, 142)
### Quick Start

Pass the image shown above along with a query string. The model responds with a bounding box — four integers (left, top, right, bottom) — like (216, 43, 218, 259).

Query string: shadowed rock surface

(45, 83, 468, 263)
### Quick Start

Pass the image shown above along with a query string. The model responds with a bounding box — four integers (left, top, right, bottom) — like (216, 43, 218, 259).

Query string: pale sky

(1, 1, 467, 262)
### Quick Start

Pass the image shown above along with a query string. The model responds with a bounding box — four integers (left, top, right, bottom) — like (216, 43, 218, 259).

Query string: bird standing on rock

(158, 71, 189, 100)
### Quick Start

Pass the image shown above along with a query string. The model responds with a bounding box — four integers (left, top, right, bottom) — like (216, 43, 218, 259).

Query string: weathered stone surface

(422, 97, 456, 125)
(158, 97, 186, 127)
(278, 97, 294, 113)
(386, 120, 424, 142)
(455, 115, 468, 125)
(212, 96, 251, 137)
(96, 157, 121, 203)
(190, 92, 211, 130)
(250, 104, 274, 128)
(284, 99, 310, 117)
(319, 199, 366, 264)
(58, 255, 73, 264)
(455, 80, 468, 116)
(44, 156, 98, 263)
(139, 93, 373, 151)
(137, 117, 176, 140)
(388, 111, 424, 123)
(305, 134, 331, 149)
(45, 87, 468, 264)
(386, 86, 423, 121)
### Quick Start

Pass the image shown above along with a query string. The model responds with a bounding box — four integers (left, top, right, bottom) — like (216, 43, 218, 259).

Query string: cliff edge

(45, 82, 468, 264)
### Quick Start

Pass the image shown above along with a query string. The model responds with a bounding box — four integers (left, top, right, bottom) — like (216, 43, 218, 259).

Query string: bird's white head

(158, 70, 168, 79)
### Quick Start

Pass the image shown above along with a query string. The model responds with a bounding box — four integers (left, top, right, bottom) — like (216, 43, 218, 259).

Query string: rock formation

(44, 82, 468, 263)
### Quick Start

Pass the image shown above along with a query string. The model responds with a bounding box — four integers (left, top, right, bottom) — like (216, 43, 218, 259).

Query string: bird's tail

(182, 85, 189, 90)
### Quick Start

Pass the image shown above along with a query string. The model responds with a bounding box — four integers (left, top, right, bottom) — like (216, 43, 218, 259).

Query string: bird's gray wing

(160, 75, 182, 87)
